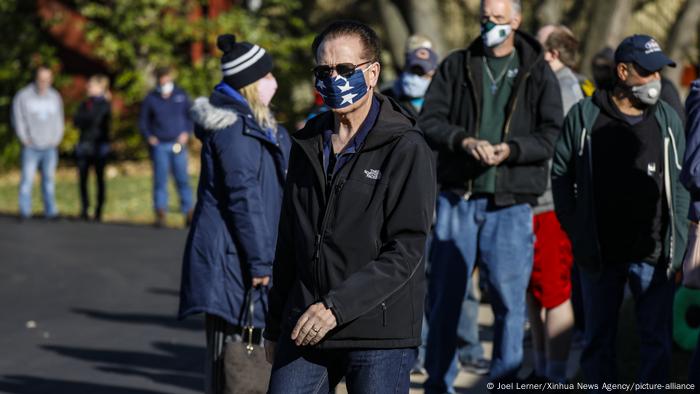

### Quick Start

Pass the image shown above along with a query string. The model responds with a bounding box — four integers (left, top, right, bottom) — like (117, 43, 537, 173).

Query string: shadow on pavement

(95, 367, 202, 393)
(41, 342, 204, 374)
(38, 341, 204, 392)
(147, 287, 181, 297)
(0, 376, 171, 394)
(72, 308, 202, 332)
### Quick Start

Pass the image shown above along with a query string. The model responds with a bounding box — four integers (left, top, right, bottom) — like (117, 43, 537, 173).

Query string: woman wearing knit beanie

(178, 34, 291, 394)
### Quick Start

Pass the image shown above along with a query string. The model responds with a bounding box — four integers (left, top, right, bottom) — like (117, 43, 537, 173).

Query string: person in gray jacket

(11, 66, 64, 220)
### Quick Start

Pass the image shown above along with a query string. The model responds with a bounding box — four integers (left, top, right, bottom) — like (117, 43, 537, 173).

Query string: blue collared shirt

(322, 96, 380, 182)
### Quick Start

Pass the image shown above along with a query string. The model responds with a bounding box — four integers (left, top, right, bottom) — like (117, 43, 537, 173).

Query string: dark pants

(77, 153, 106, 218)
(268, 335, 416, 394)
(692, 338, 700, 388)
(579, 262, 674, 392)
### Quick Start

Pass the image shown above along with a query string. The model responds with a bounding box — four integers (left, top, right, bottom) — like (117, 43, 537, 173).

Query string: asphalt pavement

(0, 215, 202, 394)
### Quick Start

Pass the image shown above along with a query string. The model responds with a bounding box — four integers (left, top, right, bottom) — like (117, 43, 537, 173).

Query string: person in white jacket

(11, 66, 64, 219)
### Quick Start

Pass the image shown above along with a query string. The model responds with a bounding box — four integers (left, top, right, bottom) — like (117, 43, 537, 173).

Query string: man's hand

(177, 132, 189, 145)
(489, 143, 511, 166)
(252, 276, 270, 288)
(462, 138, 496, 164)
(148, 136, 159, 146)
(291, 302, 337, 346)
(264, 339, 276, 365)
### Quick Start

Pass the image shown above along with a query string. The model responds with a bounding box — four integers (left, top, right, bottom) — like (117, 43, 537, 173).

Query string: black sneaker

(461, 358, 490, 375)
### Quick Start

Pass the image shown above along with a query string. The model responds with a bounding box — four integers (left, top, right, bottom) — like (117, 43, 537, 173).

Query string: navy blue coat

(139, 86, 193, 142)
(682, 80, 700, 222)
(178, 89, 290, 327)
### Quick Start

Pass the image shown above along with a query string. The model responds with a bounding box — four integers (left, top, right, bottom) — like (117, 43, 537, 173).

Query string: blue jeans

(19, 147, 58, 218)
(425, 193, 534, 393)
(456, 277, 484, 364)
(579, 262, 674, 391)
(268, 335, 416, 393)
(416, 234, 484, 371)
(150, 142, 192, 213)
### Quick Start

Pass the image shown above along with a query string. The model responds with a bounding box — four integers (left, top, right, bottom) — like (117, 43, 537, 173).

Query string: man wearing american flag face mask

(265, 20, 437, 393)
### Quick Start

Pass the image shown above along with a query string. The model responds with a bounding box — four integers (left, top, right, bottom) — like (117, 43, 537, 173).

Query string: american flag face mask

(314, 64, 371, 109)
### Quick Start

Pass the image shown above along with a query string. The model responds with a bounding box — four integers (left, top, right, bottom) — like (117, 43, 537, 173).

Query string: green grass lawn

(0, 162, 198, 227)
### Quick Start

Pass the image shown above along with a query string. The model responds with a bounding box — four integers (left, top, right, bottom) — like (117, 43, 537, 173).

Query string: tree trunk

(579, 0, 637, 77)
(405, 0, 447, 56)
(375, 0, 410, 72)
(534, 0, 563, 32)
(663, 0, 700, 88)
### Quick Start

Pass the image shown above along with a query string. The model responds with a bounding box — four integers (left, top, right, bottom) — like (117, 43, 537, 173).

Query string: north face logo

(364, 169, 381, 180)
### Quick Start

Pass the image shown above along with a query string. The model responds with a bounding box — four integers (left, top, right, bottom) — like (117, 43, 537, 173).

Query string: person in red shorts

(526, 25, 583, 384)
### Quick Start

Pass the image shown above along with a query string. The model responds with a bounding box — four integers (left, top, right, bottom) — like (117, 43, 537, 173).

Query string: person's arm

(54, 92, 65, 146)
(418, 52, 470, 153)
(681, 81, 700, 194)
(139, 95, 153, 139)
(184, 93, 194, 134)
(11, 91, 30, 146)
(73, 101, 90, 130)
(505, 64, 563, 164)
(669, 107, 690, 272)
(321, 135, 436, 325)
(551, 108, 579, 235)
(264, 147, 300, 342)
(213, 121, 274, 279)
(100, 101, 112, 143)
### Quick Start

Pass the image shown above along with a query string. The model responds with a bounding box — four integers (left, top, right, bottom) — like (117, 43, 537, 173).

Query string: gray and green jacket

(551, 96, 689, 274)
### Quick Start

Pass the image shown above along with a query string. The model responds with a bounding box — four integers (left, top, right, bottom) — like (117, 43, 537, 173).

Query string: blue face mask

(315, 65, 371, 109)
(400, 72, 431, 98)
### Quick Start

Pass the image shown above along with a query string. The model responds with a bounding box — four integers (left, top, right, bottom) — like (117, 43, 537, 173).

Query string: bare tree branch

(405, 0, 447, 56)
(375, 0, 410, 71)
(534, 0, 564, 30)
(579, 0, 637, 77)
(663, 0, 700, 88)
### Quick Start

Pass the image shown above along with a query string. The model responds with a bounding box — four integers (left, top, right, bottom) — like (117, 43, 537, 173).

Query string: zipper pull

(335, 180, 345, 194)
(313, 234, 321, 261)
(381, 302, 387, 327)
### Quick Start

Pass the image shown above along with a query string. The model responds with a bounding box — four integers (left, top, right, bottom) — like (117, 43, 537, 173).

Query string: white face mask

(160, 82, 174, 96)
(481, 20, 512, 48)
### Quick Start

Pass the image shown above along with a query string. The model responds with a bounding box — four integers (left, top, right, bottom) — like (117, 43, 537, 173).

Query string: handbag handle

(243, 286, 265, 355)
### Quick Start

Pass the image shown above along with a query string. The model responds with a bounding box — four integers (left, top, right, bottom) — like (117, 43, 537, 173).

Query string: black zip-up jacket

(265, 94, 436, 349)
(418, 32, 563, 206)
(74, 96, 111, 147)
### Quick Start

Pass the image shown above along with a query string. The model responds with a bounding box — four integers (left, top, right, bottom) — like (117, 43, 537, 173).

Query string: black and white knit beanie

(217, 34, 273, 89)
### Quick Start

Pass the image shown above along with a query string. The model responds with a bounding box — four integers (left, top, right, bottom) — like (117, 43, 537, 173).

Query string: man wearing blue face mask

(552, 35, 688, 390)
(382, 45, 439, 117)
(419, 0, 563, 391)
(139, 66, 194, 228)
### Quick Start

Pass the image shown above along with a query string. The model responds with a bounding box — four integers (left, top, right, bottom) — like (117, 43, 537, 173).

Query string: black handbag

(223, 287, 271, 394)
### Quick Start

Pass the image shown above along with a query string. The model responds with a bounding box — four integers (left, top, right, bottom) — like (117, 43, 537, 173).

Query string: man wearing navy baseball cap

(552, 34, 689, 388)
(382, 42, 439, 117)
